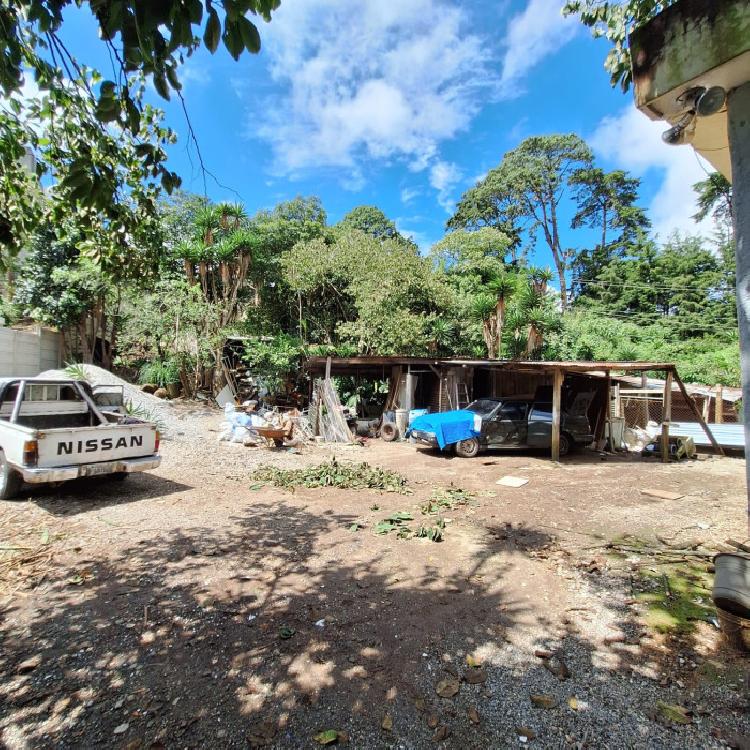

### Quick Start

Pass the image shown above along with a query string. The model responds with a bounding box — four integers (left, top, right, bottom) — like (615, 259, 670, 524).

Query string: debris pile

(219, 403, 312, 448)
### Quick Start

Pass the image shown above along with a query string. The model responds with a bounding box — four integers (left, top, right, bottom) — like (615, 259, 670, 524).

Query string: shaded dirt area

(1, 418, 749, 749)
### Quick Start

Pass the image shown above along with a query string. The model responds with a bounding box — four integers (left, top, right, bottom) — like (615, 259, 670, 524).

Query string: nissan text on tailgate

(0, 378, 161, 499)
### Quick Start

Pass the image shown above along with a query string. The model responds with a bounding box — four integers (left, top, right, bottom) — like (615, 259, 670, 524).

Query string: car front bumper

(411, 430, 438, 447)
(19, 455, 161, 484)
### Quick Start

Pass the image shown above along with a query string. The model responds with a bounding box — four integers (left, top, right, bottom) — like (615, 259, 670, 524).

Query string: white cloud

(248, 0, 492, 181)
(429, 160, 462, 214)
(400, 186, 420, 205)
(590, 105, 714, 239)
(180, 60, 211, 90)
(499, 0, 578, 96)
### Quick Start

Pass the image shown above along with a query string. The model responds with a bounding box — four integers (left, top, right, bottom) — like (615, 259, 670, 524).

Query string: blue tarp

(407, 410, 481, 450)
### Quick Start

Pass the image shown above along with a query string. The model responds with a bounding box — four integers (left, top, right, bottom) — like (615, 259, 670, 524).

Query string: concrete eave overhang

(630, 0, 750, 180)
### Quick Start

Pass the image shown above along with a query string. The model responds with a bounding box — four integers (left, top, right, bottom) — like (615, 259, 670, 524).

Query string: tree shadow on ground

(1, 499, 748, 748)
(18, 473, 192, 516)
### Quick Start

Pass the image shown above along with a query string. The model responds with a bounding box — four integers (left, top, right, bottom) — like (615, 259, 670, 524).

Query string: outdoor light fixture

(661, 84, 726, 146)
(661, 111, 695, 145)
(695, 85, 727, 117)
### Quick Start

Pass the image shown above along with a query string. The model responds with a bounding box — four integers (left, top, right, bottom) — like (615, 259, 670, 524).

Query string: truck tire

(380, 422, 398, 442)
(454, 437, 480, 458)
(0, 451, 23, 500)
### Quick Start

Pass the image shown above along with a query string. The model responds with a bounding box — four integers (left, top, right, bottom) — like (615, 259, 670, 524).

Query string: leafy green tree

(569, 167, 650, 303)
(693, 172, 733, 227)
(431, 229, 558, 359)
(572, 232, 737, 341)
(547, 310, 740, 386)
(562, 1, 677, 90)
(2, 78, 173, 273)
(284, 230, 449, 355)
(117, 278, 223, 394)
(450, 135, 593, 310)
(14, 226, 129, 366)
(1, 1, 279, 272)
(336, 205, 417, 251)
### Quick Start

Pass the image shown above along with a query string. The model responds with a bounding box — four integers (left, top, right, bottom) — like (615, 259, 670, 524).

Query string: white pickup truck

(0, 377, 161, 500)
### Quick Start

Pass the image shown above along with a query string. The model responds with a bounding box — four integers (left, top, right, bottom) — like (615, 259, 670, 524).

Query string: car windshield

(466, 399, 500, 417)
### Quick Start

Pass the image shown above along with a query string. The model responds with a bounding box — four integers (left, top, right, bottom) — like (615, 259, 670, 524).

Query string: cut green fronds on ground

(252, 459, 411, 494)
(422, 486, 474, 515)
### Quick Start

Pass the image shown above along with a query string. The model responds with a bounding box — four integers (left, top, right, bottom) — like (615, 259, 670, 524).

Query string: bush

(138, 358, 180, 387)
(242, 334, 304, 391)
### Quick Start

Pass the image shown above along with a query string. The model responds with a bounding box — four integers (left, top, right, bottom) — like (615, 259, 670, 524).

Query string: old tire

(454, 437, 480, 458)
(380, 422, 398, 442)
(0, 452, 23, 500)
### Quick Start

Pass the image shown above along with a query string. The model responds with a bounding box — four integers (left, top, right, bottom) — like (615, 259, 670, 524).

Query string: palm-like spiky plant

(429, 317, 454, 355)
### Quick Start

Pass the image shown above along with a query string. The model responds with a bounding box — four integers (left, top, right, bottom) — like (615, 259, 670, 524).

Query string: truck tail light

(154, 430, 160, 453)
(23, 440, 38, 467)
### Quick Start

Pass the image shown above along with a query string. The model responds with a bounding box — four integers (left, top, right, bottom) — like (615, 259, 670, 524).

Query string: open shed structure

(305, 356, 722, 461)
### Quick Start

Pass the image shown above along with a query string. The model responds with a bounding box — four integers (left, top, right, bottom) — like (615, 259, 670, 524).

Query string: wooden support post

(673, 369, 724, 456)
(639, 371, 649, 426)
(614, 383, 622, 418)
(325, 356, 332, 381)
(661, 370, 673, 463)
(551, 368, 563, 462)
(605, 372, 613, 451)
(715, 384, 724, 423)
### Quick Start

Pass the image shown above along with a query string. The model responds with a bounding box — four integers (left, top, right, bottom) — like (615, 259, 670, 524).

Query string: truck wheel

(0, 452, 23, 500)
(454, 437, 480, 458)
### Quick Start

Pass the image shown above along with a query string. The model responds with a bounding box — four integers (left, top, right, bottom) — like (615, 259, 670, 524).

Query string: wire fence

(621, 392, 739, 429)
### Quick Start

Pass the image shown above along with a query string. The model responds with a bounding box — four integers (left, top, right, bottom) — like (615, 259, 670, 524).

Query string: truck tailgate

(37, 424, 158, 467)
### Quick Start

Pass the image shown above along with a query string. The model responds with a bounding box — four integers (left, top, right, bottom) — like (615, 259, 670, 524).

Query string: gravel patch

(38, 365, 208, 438)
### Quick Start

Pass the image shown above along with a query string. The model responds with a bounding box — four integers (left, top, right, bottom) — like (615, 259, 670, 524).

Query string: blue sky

(57, 0, 714, 270)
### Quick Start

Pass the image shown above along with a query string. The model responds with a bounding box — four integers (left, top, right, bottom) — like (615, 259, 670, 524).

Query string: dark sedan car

(411, 390, 595, 457)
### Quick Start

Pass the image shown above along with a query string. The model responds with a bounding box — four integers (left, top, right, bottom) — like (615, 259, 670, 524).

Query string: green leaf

(100, 80, 116, 98)
(374, 521, 394, 534)
(386, 512, 413, 522)
(656, 701, 692, 725)
(249, 483, 265, 491)
(204, 9, 221, 53)
(238, 17, 261, 53)
(222, 21, 244, 60)
(165, 65, 181, 92)
(313, 729, 339, 745)
(153, 73, 170, 100)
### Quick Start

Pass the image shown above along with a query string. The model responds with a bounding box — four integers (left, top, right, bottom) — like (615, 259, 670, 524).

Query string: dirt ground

(1, 404, 749, 749)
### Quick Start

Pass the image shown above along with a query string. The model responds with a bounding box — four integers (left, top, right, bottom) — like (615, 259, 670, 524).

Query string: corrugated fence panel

(665, 421, 745, 450)
(0, 327, 62, 377)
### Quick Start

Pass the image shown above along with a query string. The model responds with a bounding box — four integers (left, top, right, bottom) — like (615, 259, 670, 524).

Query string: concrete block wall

(0, 326, 63, 377)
